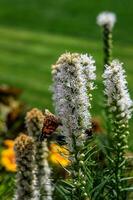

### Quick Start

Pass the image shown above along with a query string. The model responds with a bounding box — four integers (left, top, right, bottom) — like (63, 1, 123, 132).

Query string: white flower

(103, 60, 133, 121)
(97, 11, 116, 29)
(80, 54, 96, 90)
(52, 53, 96, 149)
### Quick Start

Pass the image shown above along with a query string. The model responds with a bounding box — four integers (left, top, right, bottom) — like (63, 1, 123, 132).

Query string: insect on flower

(39, 109, 62, 141)
(85, 128, 93, 138)
(85, 118, 103, 138)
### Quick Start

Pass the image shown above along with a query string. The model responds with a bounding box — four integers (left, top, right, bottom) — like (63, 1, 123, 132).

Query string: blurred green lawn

(0, 0, 133, 149)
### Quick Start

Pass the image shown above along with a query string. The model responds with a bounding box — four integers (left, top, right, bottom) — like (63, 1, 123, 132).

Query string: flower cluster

(103, 60, 133, 121)
(14, 134, 37, 200)
(25, 108, 44, 140)
(52, 53, 96, 149)
(102, 60, 133, 199)
(97, 11, 116, 29)
(52, 52, 96, 199)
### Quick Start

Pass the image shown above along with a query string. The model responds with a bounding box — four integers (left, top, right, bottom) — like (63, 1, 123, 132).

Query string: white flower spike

(52, 53, 96, 149)
(103, 60, 133, 121)
(97, 11, 116, 29)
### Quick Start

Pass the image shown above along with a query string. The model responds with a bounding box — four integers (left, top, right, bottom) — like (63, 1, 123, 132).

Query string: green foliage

(0, 171, 15, 200)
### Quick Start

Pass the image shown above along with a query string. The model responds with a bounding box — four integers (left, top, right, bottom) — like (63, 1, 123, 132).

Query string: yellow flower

(1, 140, 70, 171)
(49, 143, 70, 167)
(1, 140, 16, 172)
(4, 139, 14, 148)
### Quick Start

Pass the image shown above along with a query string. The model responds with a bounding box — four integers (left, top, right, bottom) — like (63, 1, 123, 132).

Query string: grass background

(0, 0, 133, 149)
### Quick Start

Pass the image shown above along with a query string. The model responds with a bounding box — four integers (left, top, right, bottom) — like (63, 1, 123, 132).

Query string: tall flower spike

(52, 53, 96, 149)
(52, 53, 96, 199)
(103, 60, 133, 199)
(103, 60, 133, 122)
(14, 134, 37, 200)
(97, 11, 116, 65)
(25, 108, 53, 200)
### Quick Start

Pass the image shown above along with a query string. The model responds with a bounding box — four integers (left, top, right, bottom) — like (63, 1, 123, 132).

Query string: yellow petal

(1, 148, 16, 172)
(4, 140, 14, 148)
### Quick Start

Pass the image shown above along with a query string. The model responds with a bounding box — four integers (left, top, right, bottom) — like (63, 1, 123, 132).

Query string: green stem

(103, 25, 112, 66)
(115, 140, 120, 200)
(113, 118, 127, 200)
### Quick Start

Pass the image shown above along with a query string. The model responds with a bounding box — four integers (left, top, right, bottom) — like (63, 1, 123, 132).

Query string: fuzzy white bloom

(103, 60, 133, 121)
(80, 54, 96, 90)
(52, 53, 96, 149)
(97, 11, 116, 29)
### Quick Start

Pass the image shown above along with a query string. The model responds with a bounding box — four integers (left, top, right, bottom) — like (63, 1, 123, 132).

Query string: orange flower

(49, 143, 70, 167)
(4, 139, 14, 148)
(1, 140, 16, 172)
